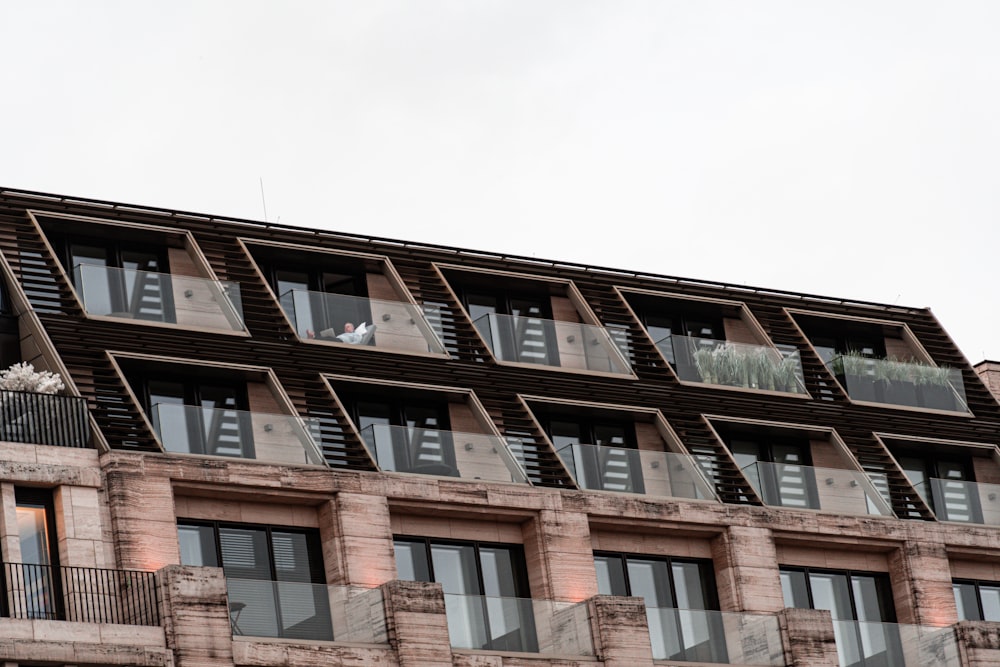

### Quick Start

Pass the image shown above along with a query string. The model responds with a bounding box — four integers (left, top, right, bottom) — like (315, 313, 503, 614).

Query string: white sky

(2, 2, 999, 361)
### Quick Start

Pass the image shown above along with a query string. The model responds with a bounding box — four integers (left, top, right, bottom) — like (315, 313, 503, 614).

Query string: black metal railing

(0, 389, 90, 447)
(1, 563, 159, 625)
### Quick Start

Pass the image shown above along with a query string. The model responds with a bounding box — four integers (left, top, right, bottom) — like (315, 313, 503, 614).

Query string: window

(130, 373, 253, 458)
(894, 451, 980, 523)
(641, 304, 725, 357)
(954, 579, 1000, 622)
(252, 248, 378, 343)
(595, 552, 722, 662)
(796, 318, 887, 366)
(351, 394, 457, 476)
(10, 488, 62, 620)
(394, 537, 535, 651)
(463, 288, 557, 365)
(178, 520, 329, 639)
(720, 427, 817, 508)
(544, 415, 642, 493)
(67, 239, 174, 322)
(780, 567, 900, 667)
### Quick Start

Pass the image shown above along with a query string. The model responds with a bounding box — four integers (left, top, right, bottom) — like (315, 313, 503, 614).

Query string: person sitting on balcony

(306, 322, 377, 344)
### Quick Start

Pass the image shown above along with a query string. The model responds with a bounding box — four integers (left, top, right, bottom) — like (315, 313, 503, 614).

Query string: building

(0, 186, 996, 667)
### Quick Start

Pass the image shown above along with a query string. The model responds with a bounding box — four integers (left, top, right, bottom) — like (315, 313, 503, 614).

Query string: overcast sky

(2, 2, 999, 362)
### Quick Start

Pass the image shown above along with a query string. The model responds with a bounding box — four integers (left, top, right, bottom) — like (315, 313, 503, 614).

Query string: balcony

(925, 478, 1000, 525)
(0, 389, 89, 447)
(74, 264, 246, 332)
(359, 424, 529, 483)
(472, 313, 631, 375)
(151, 403, 326, 466)
(741, 462, 893, 517)
(444, 593, 593, 655)
(556, 443, 716, 500)
(1, 563, 159, 625)
(227, 578, 387, 643)
(281, 289, 447, 355)
(829, 354, 968, 412)
(646, 607, 784, 665)
(656, 334, 806, 394)
(832, 620, 957, 667)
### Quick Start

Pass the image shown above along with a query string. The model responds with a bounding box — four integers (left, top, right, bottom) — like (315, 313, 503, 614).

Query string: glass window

(464, 289, 557, 365)
(394, 537, 535, 652)
(178, 520, 329, 640)
(131, 374, 253, 459)
(352, 395, 456, 476)
(595, 552, 722, 662)
(14, 488, 61, 620)
(780, 567, 899, 667)
(954, 580, 1000, 622)
(720, 427, 817, 508)
(545, 415, 643, 493)
(68, 240, 172, 322)
(894, 448, 979, 522)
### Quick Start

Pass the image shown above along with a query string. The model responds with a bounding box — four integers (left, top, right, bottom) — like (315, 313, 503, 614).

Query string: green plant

(691, 342, 803, 393)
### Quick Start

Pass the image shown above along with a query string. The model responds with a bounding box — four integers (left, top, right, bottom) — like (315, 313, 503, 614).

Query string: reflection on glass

(16, 504, 56, 619)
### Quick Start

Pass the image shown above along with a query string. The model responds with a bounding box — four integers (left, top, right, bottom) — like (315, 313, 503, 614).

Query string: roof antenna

(259, 177, 269, 222)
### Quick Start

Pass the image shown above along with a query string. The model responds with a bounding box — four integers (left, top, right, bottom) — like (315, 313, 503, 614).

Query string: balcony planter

(692, 344, 802, 393)
(830, 353, 879, 402)
(915, 365, 962, 411)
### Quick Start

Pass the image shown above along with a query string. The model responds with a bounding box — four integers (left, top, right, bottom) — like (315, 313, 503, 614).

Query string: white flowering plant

(0, 362, 65, 394)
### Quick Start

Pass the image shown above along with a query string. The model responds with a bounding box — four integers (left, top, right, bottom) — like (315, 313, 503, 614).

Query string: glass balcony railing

(828, 355, 968, 412)
(656, 334, 807, 394)
(227, 578, 387, 643)
(281, 289, 447, 355)
(832, 620, 957, 667)
(741, 462, 893, 516)
(556, 443, 717, 500)
(151, 403, 326, 466)
(472, 313, 632, 375)
(646, 607, 784, 665)
(926, 478, 1000, 525)
(359, 424, 529, 484)
(444, 594, 593, 655)
(74, 264, 246, 332)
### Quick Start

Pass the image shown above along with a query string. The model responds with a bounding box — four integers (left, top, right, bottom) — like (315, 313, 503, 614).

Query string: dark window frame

(953, 578, 1000, 622)
(460, 287, 559, 365)
(394, 535, 536, 652)
(126, 371, 254, 458)
(541, 413, 644, 493)
(64, 237, 175, 322)
(349, 392, 458, 476)
(594, 551, 723, 662)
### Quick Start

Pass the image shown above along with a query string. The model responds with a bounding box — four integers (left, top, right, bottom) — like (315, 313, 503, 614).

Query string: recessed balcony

(150, 403, 326, 466)
(472, 313, 631, 375)
(556, 443, 717, 500)
(656, 334, 806, 394)
(832, 620, 956, 667)
(281, 289, 447, 355)
(359, 424, 529, 484)
(829, 354, 968, 412)
(646, 607, 784, 665)
(227, 578, 387, 643)
(73, 264, 246, 332)
(444, 593, 593, 655)
(741, 462, 894, 516)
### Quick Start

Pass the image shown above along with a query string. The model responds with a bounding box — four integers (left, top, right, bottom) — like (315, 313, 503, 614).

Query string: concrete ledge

(232, 638, 394, 666)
